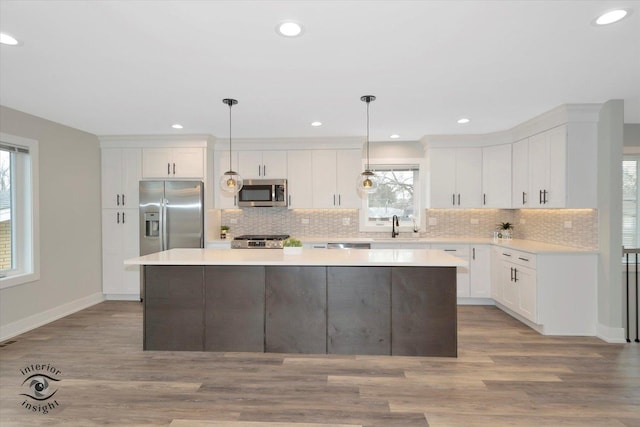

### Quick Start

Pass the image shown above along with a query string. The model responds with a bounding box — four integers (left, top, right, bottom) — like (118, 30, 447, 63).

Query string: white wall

(0, 106, 103, 340)
(597, 100, 625, 341)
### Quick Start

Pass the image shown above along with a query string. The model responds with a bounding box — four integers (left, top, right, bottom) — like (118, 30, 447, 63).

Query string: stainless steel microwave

(238, 179, 288, 207)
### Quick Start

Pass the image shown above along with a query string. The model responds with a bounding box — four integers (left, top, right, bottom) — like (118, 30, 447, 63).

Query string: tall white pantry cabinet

(101, 136, 208, 299)
(101, 148, 141, 299)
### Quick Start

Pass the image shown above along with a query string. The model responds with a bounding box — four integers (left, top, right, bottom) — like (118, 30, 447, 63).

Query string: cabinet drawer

(431, 244, 469, 258)
(497, 248, 537, 269)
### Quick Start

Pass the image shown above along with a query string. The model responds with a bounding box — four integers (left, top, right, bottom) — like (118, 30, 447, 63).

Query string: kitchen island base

(143, 265, 457, 357)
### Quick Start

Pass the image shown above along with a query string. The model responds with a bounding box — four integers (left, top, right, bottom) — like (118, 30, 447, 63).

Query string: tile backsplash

(218, 208, 598, 249)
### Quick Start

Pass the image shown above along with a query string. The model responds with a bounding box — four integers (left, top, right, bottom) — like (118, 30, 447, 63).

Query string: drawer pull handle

(503, 253, 512, 257)
(518, 257, 529, 262)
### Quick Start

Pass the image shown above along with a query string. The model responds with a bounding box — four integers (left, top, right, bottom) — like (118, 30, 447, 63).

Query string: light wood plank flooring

(1, 302, 638, 426)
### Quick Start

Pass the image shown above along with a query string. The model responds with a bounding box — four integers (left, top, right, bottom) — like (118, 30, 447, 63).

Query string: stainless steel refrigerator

(139, 181, 204, 256)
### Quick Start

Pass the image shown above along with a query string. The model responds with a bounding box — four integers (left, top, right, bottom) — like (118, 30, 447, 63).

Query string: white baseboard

(596, 323, 627, 343)
(0, 292, 105, 342)
(457, 297, 495, 306)
(104, 293, 141, 301)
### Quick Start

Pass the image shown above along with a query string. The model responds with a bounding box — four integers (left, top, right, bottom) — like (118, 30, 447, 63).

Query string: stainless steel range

(231, 234, 290, 249)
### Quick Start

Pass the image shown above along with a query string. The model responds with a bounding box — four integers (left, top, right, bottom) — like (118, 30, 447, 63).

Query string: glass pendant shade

(219, 98, 243, 195)
(357, 170, 378, 193)
(219, 170, 243, 194)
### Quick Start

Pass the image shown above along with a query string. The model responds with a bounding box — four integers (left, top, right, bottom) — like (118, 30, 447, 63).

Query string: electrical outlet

(301, 218, 309, 225)
(428, 217, 437, 226)
(470, 218, 479, 225)
(230, 218, 237, 224)
(564, 221, 572, 229)
(342, 218, 350, 226)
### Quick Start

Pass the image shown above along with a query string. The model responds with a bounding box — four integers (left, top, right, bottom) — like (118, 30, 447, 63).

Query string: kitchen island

(125, 248, 467, 357)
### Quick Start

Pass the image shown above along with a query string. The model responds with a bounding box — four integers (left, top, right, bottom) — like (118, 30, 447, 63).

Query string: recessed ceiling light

(390, 134, 400, 139)
(594, 9, 631, 25)
(457, 118, 470, 124)
(277, 21, 303, 37)
(0, 32, 19, 46)
(311, 121, 322, 127)
(171, 124, 183, 129)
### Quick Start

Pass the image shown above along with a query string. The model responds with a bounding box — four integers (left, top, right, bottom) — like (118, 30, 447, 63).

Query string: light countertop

(207, 237, 596, 254)
(125, 248, 468, 267)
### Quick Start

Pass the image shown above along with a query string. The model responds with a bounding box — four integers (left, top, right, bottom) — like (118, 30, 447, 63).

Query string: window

(623, 156, 640, 248)
(0, 133, 39, 289)
(360, 164, 421, 232)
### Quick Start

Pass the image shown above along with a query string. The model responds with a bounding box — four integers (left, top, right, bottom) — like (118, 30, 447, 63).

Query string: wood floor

(1, 302, 638, 427)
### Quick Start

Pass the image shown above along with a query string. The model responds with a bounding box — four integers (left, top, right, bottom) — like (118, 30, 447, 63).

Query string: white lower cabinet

(469, 245, 491, 298)
(102, 209, 140, 298)
(492, 247, 537, 322)
(431, 244, 470, 297)
(490, 246, 596, 335)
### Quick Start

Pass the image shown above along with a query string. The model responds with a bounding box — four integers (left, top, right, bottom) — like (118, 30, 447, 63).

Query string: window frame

(0, 133, 39, 289)
(359, 163, 422, 233)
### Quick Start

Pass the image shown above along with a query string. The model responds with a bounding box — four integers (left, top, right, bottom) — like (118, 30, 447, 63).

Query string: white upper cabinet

(335, 149, 362, 209)
(142, 147, 204, 178)
(529, 125, 567, 208)
(101, 148, 141, 209)
(287, 150, 313, 208)
(312, 149, 362, 209)
(482, 144, 512, 208)
(511, 139, 529, 208)
(429, 148, 482, 208)
(238, 150, 287, 179)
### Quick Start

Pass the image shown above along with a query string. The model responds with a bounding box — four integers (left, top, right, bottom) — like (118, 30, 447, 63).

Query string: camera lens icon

(21, 374, 59, 401)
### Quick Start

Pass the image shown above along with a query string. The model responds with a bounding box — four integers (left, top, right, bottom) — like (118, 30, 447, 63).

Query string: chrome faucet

(392, 215, 400, 238)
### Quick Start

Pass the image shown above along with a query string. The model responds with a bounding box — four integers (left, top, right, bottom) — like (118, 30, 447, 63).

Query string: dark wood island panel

(265, 266, 327, 353)
(143, 264, 457, 356)
(391, 267, 457, 357)
(144, 265, 204, 351)
(328, 267, 391, 355)
(205, 266, 265, 352)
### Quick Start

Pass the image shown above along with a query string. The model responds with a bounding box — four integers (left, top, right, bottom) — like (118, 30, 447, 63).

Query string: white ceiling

(1, 0, 639, 142)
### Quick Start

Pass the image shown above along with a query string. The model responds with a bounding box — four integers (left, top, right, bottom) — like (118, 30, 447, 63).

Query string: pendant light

(219, 98, 243, 194)
(357, 95, 378, 194)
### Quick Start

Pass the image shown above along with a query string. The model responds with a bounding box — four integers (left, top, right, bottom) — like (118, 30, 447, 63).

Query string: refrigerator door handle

(161, 198, 168, 251)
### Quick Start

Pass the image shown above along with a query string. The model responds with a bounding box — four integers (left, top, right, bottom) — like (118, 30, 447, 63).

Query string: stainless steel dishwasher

(326, 242, 371, 249)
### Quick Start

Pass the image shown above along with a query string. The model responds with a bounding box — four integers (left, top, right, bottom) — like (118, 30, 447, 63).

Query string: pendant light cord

(366, 99, 370, 170)
(228, 103, 232, 171)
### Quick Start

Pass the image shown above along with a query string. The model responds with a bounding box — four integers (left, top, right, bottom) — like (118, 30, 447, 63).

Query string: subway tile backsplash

(220, 208, 598, 250)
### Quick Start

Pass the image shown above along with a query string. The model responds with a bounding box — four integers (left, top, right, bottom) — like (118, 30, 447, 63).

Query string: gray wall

(0, 106, 102, 334)
(597, 100, 624, 337)
(624, 123, 640, 146)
